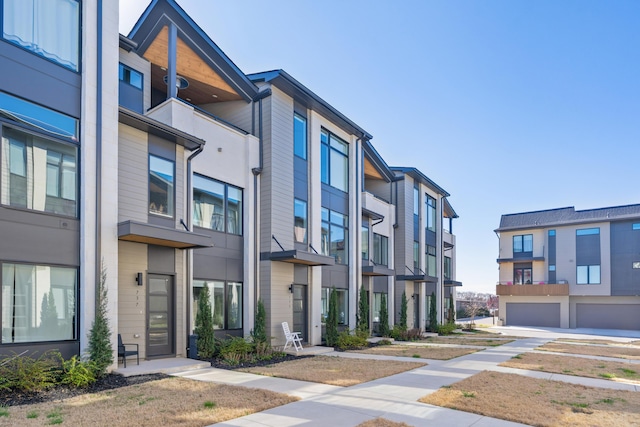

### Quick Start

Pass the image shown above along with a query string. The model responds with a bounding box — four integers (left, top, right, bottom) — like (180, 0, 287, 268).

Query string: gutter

(95, 0, 103, 313)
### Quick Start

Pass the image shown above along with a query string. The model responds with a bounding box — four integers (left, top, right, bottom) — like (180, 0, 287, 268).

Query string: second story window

(444, 256, 452, 280)
(361, 224, 369, 260)
(149, 154, 174, 217)
(293, 114, 306, 159)
(413, 241, 420, 271)
(119, 64, 143, 89)
(2, 0, 80, 71)
(1, 127, 77, 217)
(321, 208, 348, 264)
(294, 198, 307, 243)
(320, 130, 348, 192)
(513, 234, 533, 254)
(372, 233, 388, 266)
(193, 174, 243, 235)
(426, 195, 436, 232)
(426, 245, 436, 276)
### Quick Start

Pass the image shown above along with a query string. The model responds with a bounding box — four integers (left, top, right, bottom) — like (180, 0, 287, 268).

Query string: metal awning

(496, 257, 545, 263)
(362, 263, 395, 276)
(444, 280, 463, 287)
(118, 220, 213, 249)
(264, 250, 335, 266)
(396, 274, 438, 283)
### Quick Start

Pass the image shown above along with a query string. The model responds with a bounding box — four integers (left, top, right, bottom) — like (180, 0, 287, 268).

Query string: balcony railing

(496, 282, 569, 296)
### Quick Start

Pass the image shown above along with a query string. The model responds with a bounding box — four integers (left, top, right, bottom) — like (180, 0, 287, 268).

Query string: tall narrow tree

(399, 291, 408, 331)
(429, 292, 438, 332)
(357, 285, 369, 334)
(379, 294, 389, 337)
(195, 283, 216, 358)
(325, 287, 339, 346)
(87, 263, 113, 377)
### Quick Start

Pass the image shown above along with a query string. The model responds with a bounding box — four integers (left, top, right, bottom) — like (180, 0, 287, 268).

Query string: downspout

(95, 0, 103, 312)
(185, 145, 204, 350)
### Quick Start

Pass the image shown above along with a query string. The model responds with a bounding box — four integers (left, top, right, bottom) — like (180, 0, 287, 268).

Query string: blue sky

(120, 0, 640, 294)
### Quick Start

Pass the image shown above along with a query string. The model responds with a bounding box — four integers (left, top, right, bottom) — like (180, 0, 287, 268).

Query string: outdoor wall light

(288, 284, 294, 294)
(136, 272, 143, 286)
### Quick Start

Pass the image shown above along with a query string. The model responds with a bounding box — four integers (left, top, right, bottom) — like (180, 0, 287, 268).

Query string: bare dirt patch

(422, 336, 515, 346)
(349, 345, 478, 360)
(357, 418, 413, 427)
(420, 370, 640, 427)
(501, 353, 640, 384)
(240, 355, 425, 386)
(1, 377, 297, 427)
(540, 342, 640, 359)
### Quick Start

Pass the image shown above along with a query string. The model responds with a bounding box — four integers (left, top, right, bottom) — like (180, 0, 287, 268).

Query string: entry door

(147, 274, 174, 357)
(292, 284, 307, 342)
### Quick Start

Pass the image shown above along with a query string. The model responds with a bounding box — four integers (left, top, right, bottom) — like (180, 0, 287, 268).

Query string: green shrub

(336, 330, 368, 350)
(325, 287, 339, 347)
(218, 336, 253, 365)
(87, 264, 113, 377)
(0, 351, 58, 392)
(357, 285, 369, 334)
(437, 322, 458, 335)
(377, 339, 393, 346)
(250, 299, 268, 346)
(428, 292, 438, 332)
(399, 292, 408, 331)
(58, 355, 96, 388)
(195, 283, 216, 359)
(379, 294, 390, 337)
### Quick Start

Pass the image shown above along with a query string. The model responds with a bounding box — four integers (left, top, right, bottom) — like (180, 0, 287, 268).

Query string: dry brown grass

(0, 377, 297, 427)
(423, 336, 515, 346)
(357, 418, 413, 427)
(349, 345, 478, 360)
(501, 353, 640, 384)
(559, 338, 640, 346)
(241, 355, 425, 386)
(420, 371, 640, 427)
(540, 342, 640, 359)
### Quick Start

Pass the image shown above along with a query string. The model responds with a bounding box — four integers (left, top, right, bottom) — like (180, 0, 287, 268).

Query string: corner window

(320, 130, 348, 192)
(149, 154, 174, 217)
(192, 280, 243, 330)
(2, 263, 77, 343)
(193, 174, 243, 235)
(426, 195, 436, 232)
(2, 0, 80, 71)
(294, 198, 307, 243)
(293, 114, 307, 160)
(321, 287, 348, 325)
(1, 127, 78, 217)
(513, 234, 533, 253)
(577, 265, 600, 284)
(372, 233, 388, 266)
(321, 208, 348, 264)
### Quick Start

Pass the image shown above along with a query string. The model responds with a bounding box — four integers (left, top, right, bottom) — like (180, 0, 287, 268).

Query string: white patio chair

(282, 321, 303, 351)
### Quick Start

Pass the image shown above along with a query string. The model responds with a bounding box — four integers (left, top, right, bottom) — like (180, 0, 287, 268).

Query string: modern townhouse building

(496, 204, 640, 330)
(390, 167, 460, 330)
(0, 0, 119, 359)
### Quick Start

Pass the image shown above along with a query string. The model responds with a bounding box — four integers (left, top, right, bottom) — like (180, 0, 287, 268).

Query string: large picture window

(1, 263, 76, 343)
(2, 0, 80, 71)
(426, 195, 436, 232)
(320, 130, 348, 192)
(149, 154, 174, 217)
(1, 127, 77, 216)
(513, 234, 533, 253)
(294, 198, 307, 243)
(293, 114, 306, 160)
(321, 208, 348, 264)
(192, 280, 242, 330)
(192, 174, 242, 235)
(321, 287, 348, 325)
(577, 265, 600, 284)
(372, 233, 388, 266)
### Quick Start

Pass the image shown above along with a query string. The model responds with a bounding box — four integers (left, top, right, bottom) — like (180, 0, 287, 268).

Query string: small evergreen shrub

(377, 339, 393, 346)
(87, 264, 113, 377)
(357, 285, 369, 334)
(195, 283, 216, 359)
(250, 299, 268, 346)
(379, 294, 390, 337)
(399, 292, 408, 331)
(0, 351, 58, 392)
(218, 336, 253, 365)
(437, 322, 458, 335)
(336, 330, 368, 350)
(325, 287, 339, 347)
(58, 355, 96, 388)
(428, 292, 438, 333)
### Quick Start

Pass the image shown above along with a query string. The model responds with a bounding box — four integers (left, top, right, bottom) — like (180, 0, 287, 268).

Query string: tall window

(320, 130, 348, 192)
(2, 263, 77, 343)
(1, 127, 77, 216)
(193, 174, 242, 235)
(444, 256, 452, 280)
(426, 245, 436, 276)
(2, 0, 80, 71)
(321, 208, 348, 264)
(513, 234, 533, 253)
(149, 154, 174, 217)
(294, 198, 307, 243)
(321, 287, 348, 325)
(413, 241, 420, 270)
(372, 233, 388, 266)
(192, 280, 243, 330)
(426, 195, 436, 232)
(293, 114, 306, 159)
(361, 225, 369, 260)
(514, 265, 532, 284)
(576, 228, 600, 284)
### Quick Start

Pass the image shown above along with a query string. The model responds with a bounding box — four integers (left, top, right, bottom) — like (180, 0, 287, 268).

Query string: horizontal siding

(268, 262, 294, 346)
(118, 241, 148, 359)
(203, 100, 252, 134)
(118, 124, 148, 223)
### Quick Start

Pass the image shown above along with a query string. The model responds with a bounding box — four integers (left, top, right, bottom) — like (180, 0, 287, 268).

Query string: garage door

(506, 303, 560, 327)
(576, 304, 640, 330)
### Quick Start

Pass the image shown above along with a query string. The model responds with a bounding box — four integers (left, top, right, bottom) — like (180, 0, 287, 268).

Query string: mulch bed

(208, 353, 313, 369)
(0, 373, 168, 407)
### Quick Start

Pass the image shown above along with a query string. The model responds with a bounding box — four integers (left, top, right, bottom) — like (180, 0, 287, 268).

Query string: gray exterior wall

(610, 220, 640, 296)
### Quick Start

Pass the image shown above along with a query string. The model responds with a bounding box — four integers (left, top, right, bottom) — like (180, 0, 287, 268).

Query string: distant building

(495, 205, 640, 330)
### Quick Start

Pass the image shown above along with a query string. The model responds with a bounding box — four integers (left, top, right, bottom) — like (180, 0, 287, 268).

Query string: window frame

(577, 265, 601, 285)
(192, 279, 243, 330)
(320, 129, 348, 192)
(148, 154, 175, 218)
(119, 63, 143, 89)
(294, 198, 307, 243)
(321, 207, 349, 265)
(426, 194, 436, 232)
(372, 233, 388, 266)
(513, 234, 533, 253)
(192, 173, 243, 235)
(426, 244, 437, 276)
(293, 113, 307, 160)
(321, 287, 348, 326)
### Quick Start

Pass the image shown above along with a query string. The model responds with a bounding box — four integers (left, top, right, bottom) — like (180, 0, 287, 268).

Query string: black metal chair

(118, 334, 139, 368)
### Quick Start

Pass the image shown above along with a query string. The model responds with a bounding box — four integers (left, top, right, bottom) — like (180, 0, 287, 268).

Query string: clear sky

(120, 0, 640, 294)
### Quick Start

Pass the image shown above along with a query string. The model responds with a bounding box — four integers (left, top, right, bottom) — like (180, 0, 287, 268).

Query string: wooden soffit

(364, 157, 384, 180)
(143, 26, 242, 104)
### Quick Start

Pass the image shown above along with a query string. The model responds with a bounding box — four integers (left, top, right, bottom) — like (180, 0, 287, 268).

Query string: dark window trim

(320, 127, 348, 192)
(293, 113, 307, 160)
(119, 63, 143, 90)
(192, 173, 244, 236)
(192, 278, 244, 331)
(148, 153, 175, 219)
